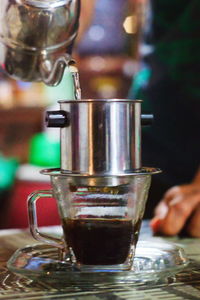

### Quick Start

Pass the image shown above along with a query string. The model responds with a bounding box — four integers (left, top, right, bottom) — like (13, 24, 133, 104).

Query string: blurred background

(0, 0, 148, 228)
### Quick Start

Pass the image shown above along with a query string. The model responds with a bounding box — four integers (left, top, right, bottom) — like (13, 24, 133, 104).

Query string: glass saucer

(7, 240, 188, 284)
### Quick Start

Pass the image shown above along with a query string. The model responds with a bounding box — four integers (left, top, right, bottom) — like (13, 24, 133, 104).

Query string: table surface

(0, 222, 200, 300)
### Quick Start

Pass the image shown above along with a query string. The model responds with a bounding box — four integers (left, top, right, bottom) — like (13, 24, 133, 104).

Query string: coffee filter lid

(40, 167, 161, 177)
(39, 167, 161, 187)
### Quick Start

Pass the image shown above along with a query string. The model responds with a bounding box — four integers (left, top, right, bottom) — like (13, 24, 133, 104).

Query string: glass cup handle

(28, 190, 64, 249)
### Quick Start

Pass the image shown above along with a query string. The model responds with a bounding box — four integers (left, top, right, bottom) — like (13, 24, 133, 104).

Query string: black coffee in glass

(62, 218, 141, 265)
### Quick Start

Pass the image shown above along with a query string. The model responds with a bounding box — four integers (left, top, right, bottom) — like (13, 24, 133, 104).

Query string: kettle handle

(141, 114, 154, 126)
(46, 111, 154, 127)
(45, 111, 70, 127)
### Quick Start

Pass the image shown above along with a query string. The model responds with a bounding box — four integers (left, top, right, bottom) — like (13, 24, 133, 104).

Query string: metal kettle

(0, 0, 80, 85)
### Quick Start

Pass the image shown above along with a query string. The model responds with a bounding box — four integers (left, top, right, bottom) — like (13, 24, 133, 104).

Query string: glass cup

(28, 168, 159, 272)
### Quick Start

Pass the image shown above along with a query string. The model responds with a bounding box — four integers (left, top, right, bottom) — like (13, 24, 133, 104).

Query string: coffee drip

(46, 99, 156, 181)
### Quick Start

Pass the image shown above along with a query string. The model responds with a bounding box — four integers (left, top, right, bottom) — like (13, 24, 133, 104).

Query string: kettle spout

(40, 54, 72, 86)
(40, 54, 81, 100)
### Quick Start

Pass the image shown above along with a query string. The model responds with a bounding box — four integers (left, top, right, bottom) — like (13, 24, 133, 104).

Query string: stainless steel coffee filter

(46, 99, 143, 176)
